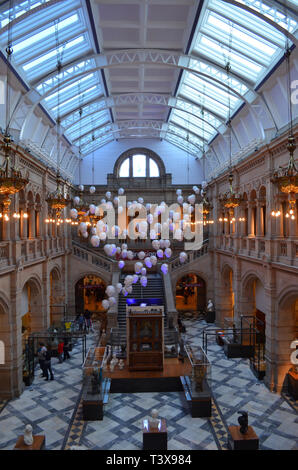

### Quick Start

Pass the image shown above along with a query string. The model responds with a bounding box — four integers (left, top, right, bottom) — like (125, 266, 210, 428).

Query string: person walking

(57, 339, 64, 364)
(63, 338, 71, 361)
(44, 346, 54, 381)
(37, 342, 47, 378)
(77, 313, 85, 332)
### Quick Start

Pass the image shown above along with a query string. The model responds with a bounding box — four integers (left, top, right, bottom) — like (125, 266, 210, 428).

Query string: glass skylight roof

(166, 0, 297, 152)
(0, 0, 111, 157)
(0, 0, 297, 161)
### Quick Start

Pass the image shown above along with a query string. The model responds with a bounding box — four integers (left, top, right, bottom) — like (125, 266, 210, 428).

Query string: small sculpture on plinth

(109, 353, 118, 372)
(207, 299, 214, 311)
(148, 409, 160, 430)
(237, 411, 248, 434)
(24, 424, 34, 446)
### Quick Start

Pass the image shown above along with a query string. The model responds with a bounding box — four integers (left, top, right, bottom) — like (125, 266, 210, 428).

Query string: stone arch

(268, 288, 298, 392)
(74, 273, 108, 316)
(0, 295, 11, 395)
(259, 185, 266, 200)
(21, 275, 45, 333)
(175, 271, 207, 312)
(250, 189, 257, 201)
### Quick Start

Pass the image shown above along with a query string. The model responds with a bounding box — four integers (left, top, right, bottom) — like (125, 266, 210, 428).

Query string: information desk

(126, 306, 164, 371)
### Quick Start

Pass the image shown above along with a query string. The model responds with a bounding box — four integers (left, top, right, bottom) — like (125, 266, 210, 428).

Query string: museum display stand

(227, 426, 259, 450)
(14, 435, 46, 450)
(181, 345, 212, 417)
(82, 346, 110, 420)
(142, 418, 167, 450)
(126, 306, 164, 371)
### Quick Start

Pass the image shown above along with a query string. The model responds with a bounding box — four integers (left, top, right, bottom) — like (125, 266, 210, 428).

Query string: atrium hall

(0, 0, 297, 452)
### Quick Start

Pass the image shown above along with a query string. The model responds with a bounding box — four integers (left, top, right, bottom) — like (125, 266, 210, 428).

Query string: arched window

(118, 152, 161, 178)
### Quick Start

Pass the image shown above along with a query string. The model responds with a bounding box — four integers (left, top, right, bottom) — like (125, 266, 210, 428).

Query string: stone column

(248, 202, 255, 237)
(28, 203, 36, 239)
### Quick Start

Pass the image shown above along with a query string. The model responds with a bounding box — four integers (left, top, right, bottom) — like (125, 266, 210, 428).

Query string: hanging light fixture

(200, 104, 213, 225)
(0, 1, 28, 219)
(46, 20, 70, 223)
(271, 30, 297, 219)
(218, 29, 242, 214)
(71, 102, 90, 226)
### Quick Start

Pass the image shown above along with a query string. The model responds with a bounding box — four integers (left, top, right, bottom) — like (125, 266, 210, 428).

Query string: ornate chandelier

(219, 172, 242, 209)
(0, 16, 28, 218)
(0, 134, 28, 215)
(271, 45, 297, 219)
(46, 173, 71, 221)
(45, 21, 70, 224)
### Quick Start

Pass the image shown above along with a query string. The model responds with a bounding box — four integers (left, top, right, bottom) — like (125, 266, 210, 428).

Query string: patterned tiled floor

(0, 319, 297, 450)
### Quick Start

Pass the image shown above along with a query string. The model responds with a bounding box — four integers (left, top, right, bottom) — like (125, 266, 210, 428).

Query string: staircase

(112, 273, 178, 356)
(118, 273, 165, 331)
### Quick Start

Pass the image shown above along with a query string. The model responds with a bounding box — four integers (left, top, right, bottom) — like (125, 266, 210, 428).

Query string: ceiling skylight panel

(45, 73, 96, 106)
(180, 84, 229, 118)
(165, 135, 200, 155)
(170, 115, 212, 140)
(67, 114, 110, 141)
(233, 0, 297, 33)
(184, 72, 239, 108)
(66, 110, 108, 135)
(198, 36, 263, 80)
(171, 109, 216, 136)
(208, 0, 292, 43)
(175, 99, 222, 128)
(168, 123, 203, 147)
(12, 13, 79, 53)
(51, 85, 98, 115)
(204, 11, 278, 60)
(22, 35, 85, 72)
(190, 59, 249, 95)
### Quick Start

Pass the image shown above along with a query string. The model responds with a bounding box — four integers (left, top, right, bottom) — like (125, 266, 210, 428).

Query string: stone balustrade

(216, 235, 298, 267)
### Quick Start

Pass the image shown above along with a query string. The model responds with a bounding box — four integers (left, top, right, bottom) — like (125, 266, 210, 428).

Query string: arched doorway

(175, 274, 206, 312)
(75, 275, 107, 316)
(271, 294, 298, 393)
(0, 299, 10, 396)
(241, 275, 266, 378)
(21, 278, 44, 342)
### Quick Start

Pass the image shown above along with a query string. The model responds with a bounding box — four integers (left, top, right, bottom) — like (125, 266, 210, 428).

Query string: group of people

(37, 338, 71, 381)
(76, 310, 94, 333)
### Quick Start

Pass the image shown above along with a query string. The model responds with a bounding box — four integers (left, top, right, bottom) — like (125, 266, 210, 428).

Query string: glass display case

(23, 337, 35, 386)
(82, 346, 106, 384)
(184, 344, 211, 393)
(126, 306, 164, 371)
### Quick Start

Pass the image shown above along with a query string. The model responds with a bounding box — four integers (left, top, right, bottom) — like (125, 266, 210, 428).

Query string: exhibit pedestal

(206, 310, 215, 323)
(82, 380, 103, 421)
(227, 426, 259, 450)
(14, 435, 45, 450)
(142, 419, 167, 450)
(181, 376, 212, 417)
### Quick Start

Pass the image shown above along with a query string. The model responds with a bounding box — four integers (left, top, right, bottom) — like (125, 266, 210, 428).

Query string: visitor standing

(44, 346, 54, 381)
(37, 342, 47, 377)
(57, 339, 64, 364)
(63, 338, 71, 361)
